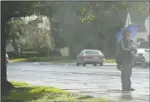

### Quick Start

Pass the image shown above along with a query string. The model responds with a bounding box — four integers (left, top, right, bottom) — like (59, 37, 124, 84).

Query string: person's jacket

(120, 38, 134, 62)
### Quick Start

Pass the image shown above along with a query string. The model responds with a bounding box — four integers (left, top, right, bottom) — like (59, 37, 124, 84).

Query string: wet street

(7, 62, 149, 102)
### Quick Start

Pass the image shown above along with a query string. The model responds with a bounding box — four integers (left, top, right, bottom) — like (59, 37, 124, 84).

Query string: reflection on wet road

(7, 62, 149, 102)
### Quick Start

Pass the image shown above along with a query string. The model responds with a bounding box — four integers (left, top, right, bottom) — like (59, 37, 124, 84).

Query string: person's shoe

(122, 88, 135, 91)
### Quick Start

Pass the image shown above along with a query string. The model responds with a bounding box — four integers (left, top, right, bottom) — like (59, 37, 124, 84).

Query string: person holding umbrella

(116, 25, 138, 91)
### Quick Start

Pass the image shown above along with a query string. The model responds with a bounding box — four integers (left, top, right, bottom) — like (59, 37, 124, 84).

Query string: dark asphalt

(7, 62, 149, 102)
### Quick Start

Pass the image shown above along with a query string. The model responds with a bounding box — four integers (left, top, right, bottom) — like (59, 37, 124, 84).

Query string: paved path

(7, 62, 149, 102)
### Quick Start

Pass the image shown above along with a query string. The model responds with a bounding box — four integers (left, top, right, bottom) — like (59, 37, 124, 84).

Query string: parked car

(140, 49, 149, 68)
(134, 41, 149, 65)
(76, 49, 105, 66)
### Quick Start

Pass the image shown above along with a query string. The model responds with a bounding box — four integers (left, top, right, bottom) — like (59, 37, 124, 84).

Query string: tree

(78, 2, 149, 23)
(1, 1, 55, 95)
(28, 16, 54, 55)
(2, 1, 38, 95)
(7, 18, 28, 56)
(74, 1, 149, 57)
(54, 2, 125, 56)
(8, 15, 56, 57)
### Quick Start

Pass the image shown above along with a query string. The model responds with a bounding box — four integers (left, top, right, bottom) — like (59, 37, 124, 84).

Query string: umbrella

(117, 24, 139, 41)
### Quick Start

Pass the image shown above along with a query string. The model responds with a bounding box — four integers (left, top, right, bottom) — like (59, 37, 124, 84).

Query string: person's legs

(121, 61, 133, 90)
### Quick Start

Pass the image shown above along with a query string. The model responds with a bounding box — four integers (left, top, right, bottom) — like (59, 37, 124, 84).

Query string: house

(125, 12, 149, 42)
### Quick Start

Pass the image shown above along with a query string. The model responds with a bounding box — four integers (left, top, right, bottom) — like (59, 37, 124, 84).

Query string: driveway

(7, 62, 149, 102)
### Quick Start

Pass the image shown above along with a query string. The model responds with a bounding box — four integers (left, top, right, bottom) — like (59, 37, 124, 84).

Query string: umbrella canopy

(117, 24, 139, 41)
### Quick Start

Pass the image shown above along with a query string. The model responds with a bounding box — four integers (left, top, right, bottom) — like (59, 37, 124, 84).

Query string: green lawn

(2, 81, 117, 102)
(104, 59, 116, 63)
(9, 58, 27, 63)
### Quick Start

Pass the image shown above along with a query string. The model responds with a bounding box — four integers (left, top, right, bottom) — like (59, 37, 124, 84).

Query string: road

(7, 62, 149, 102)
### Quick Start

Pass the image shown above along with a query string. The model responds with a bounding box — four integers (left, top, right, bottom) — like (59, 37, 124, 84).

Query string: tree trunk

(1, 8, 14, 96)
(48, 17, 55, 50)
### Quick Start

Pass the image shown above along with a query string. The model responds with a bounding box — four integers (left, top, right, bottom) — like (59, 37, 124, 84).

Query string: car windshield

(139, 42, 149, 48)
(85, 50, 102, 55)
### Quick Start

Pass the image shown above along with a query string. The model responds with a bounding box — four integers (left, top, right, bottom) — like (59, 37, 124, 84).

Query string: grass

(9, 57, 116, 63)
(53, 59, 116, 63)
(2, 81, 117, 102)
(9, 58, 27, 63)
(51, 60, 75, 63)
(25, 56, 74, 62)
(104, 59, 116, 63)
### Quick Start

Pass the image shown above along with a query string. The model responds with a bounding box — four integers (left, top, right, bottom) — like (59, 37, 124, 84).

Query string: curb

(9, 60, 117, 66)
(51, 63, 117, 66)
